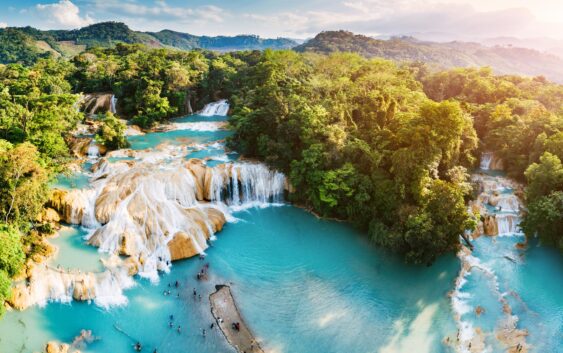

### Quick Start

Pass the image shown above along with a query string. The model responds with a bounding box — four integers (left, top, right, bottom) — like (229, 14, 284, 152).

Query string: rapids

(0, 103, 561, 353)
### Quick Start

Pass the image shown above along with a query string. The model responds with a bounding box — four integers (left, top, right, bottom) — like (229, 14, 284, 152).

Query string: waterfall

(480, 152, 493, 170)
(496, 195, 520, 213)
(496, 214, 521, 236)
(87, 141, 100, 160)
(200, 100, 230, 116)
(209, 163, 286, 209)
(110, 95, 117, 115)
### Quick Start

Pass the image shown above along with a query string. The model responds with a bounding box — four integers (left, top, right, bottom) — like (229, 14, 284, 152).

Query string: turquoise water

(0, 207, 459, 353)
(47, 226, 105, 273)
(1, 112, 561, 353)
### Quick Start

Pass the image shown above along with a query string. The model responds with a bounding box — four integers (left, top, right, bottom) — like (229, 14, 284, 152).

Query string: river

(0, 102, 560, 353)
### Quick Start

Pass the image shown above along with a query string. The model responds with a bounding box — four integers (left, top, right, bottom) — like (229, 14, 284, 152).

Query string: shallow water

(1, 112, 561, 353)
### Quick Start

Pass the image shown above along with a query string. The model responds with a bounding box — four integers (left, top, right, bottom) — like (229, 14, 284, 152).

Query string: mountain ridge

(295, 31, 563, 83)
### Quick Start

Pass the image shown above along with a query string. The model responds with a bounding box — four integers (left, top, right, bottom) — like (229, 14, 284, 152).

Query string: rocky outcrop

(72, 273, 97, 301)
(124, 124, 144, 136)
(67, 137, 92, 158)
(49, 189, 88, 224)
(36, 208, 61, 224)
(185, 159, 208, 200)
(8, 284, 33, 310)
(81, 93, 113, 116)
(483, 215, 499, 236)
(167, 208, 226, 261)
(488, 192, 500, 207)
(490, 154, 504, 171)
(45, 342, 74, 353)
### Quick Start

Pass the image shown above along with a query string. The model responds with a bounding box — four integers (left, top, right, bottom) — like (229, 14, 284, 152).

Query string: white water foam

(200, 99, 229, 116)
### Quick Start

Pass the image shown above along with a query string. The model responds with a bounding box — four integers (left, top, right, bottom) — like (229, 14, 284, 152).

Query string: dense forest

(0, 22, 297, 65)
(0, 43, 562, 315)
(295, 31, 563, 83)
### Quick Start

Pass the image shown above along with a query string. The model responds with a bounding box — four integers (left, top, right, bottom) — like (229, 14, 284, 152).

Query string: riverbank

(210, 285, 264, 353)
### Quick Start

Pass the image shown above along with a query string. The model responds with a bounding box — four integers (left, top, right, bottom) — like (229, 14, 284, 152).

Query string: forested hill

(0, 22, 298, 65)
(295, 31, 563, 83)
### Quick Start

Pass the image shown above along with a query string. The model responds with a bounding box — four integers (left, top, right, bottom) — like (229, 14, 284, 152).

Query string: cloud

(92, 0, 226, 24)
(0, 22, 7, 29)
(35, 0, 93, 29)
(239, 1, 562, 40)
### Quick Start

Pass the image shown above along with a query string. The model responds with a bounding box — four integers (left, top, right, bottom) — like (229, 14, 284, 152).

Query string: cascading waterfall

(209, 163, 286, 209)
(87, 141, 100, 160)
(450, 168, 528, 352)
(110, 95, 117, 115)
(480, 152, 493, 170)
(200, 100, 230, 116)
(496, 214, 521, 235)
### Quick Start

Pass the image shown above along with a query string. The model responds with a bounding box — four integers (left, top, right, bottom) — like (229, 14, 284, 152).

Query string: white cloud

(0, 22, 7, 29)
(92, 0, 225, 24)
(36, 0, 93, 29)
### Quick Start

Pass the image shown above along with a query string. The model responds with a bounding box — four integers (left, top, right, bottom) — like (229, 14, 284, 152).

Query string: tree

(522, 192, 563, 250)
(95, 113, 130, 150)
(0, 141, 49, 227)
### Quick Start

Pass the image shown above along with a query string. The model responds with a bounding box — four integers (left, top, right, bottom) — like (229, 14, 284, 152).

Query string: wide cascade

(199, 99, 230, 116)
(12, 105, 286, 310)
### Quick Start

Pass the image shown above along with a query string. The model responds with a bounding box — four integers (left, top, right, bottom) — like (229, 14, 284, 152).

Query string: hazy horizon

(1, 0, 563, 42)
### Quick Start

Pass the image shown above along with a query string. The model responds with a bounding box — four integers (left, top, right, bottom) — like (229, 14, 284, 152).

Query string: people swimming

(177, 325, 182, 333)
(133, 342, 142, 351)
(202, 328, 206, 337)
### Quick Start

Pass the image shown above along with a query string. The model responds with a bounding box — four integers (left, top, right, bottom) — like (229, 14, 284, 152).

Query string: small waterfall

(480, 152, 493, 170)
(110, 95, 117, 115)
(496, 195, 520, 213)
(496, 214, 521, 236)
(200, 100, 230, 116)
(87, 141, 100, 160)
(209, 163, 286, 208)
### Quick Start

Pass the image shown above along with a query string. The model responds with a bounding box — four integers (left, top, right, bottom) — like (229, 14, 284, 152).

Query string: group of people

(168, 314, 182, 334)
(196, 263, 210, 280)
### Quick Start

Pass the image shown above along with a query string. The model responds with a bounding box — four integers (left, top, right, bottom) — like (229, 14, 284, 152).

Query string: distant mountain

(149, 30, 297, 51)
(295, 31, 563, 83)
(481, 37, 563, 59)
(0, 22, 298, 64)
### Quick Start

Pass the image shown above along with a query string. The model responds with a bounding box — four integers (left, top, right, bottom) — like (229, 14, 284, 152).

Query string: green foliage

(524, 152, 563, 203)
(0, 223, 25, 277)
(0, 271, 11, 317)
(228, 52, 477, 263)
(95, 113, 130, 150)
(0, 142, 49, 227)
(0, 59, 82, 167)
(521, 191, 563, 250)
(0, 223, 25, 317)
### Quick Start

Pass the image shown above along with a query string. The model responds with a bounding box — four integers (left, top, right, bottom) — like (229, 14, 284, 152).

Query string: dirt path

(209, 285, 264, 353)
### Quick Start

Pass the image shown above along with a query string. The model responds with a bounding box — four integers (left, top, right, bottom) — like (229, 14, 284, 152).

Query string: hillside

(295, 31, 563, 83)
(0, 22, 298, 64)
(150, 30, 297, 51)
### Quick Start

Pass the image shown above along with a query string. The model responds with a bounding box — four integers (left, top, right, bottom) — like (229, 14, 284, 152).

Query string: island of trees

(0, 41, 561, 315)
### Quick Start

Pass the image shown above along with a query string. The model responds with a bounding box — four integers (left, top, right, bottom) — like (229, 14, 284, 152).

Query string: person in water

(134, 342, 142, 351)
(177, 325, 182, 333)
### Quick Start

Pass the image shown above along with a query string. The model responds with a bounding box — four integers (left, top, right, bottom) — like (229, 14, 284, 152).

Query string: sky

(1, 0, 563, 40)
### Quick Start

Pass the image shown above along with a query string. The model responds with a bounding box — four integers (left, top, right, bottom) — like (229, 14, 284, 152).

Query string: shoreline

(209, 285, 264, 353)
